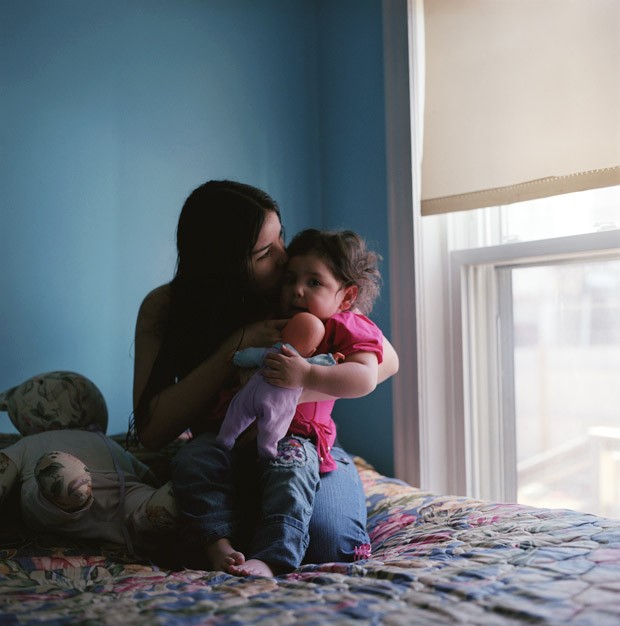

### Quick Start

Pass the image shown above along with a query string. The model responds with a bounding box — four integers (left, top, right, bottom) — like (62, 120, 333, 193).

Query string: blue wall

(316, 0, 393, 473)
(0, 0, 393, 475)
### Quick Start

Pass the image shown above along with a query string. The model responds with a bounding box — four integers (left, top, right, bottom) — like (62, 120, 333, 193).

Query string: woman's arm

(133, 285, 285, 450)
(133, 285, 237, 449)
(377, 335, 399, 383)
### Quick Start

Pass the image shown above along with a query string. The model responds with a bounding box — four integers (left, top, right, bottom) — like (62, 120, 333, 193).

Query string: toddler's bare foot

(228, 558, 275, 578)
(206, 538, 245, 572)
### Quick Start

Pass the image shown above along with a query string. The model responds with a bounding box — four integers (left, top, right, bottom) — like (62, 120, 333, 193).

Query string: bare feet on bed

(227, 558, 274, 578)
(206, 538, 245, 572)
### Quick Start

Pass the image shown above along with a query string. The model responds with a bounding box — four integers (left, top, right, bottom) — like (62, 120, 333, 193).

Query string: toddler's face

(280, 254, 355, 322)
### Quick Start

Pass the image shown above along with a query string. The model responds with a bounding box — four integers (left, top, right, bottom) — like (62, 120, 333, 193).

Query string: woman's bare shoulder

(140, 283, 171, 310)
(137, 283, 171, 335)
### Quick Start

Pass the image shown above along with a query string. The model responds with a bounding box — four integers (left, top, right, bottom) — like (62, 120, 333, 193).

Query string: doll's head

(281, 312, 325, 358)
(35, 450, 94, 512)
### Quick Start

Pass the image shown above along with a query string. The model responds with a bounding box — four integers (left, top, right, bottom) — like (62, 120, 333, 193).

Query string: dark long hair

(133, 180, 281, 437)
(286, 229, 381, 315)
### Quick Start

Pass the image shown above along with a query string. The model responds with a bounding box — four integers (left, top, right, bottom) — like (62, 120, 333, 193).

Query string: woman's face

(250, 210, 287, 294)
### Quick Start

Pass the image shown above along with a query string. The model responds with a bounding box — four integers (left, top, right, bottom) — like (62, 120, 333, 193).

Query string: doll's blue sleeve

(306, 353, 337, 366)
(233, 347, 269, 368)
(233, 344, 337, 368)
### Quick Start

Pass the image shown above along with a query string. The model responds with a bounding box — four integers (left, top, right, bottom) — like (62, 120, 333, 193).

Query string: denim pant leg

(248, 435, 320, 572)
(303, 446, 370, 564)
(170, 432, 239, 548)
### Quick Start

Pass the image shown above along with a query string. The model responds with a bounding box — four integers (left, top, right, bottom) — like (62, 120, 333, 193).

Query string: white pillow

(0, 371, 108, 435)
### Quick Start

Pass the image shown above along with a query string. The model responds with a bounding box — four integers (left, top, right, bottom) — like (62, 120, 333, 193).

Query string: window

(512, 260, 620, 517)
(447, 187, 620, 516)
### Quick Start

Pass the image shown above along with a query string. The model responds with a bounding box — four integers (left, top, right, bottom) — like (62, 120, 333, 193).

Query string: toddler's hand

(262, 345, 311, 389)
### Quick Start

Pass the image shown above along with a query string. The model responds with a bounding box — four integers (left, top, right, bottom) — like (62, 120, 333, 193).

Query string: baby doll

(216, 312, 341, 458)
(0, 371, 177, 550)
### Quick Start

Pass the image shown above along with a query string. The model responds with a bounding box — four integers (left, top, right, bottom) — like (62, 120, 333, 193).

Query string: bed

(1, 432, 619, 626)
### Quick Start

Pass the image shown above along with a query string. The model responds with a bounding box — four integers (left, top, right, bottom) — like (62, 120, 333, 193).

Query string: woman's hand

(262, 345, 311, 388)
(238, 319, 288, 351)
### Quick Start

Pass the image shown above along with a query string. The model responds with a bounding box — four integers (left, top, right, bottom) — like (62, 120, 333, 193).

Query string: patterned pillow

(0, 371, 108, 435)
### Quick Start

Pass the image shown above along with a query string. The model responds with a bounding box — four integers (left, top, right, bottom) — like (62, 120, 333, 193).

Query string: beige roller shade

(421, 0, 620, 216)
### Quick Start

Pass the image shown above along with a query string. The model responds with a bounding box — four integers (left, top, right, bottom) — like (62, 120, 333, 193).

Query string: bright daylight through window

(448, 186, 620, 517)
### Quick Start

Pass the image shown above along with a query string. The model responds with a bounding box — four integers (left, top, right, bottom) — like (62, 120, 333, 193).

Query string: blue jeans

(170, 434, 370, 571)
(171, 432, 320, 572)
(304, 445, 370, 564)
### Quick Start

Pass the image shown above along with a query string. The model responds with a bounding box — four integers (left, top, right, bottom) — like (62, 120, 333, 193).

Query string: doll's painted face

(34, 451, 93, 512)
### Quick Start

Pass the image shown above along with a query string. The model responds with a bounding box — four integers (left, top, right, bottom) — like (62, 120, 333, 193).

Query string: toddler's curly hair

(286, 229, 381, 315)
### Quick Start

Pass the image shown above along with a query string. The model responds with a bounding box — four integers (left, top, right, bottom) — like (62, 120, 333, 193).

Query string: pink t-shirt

(288, 310, 384, 472)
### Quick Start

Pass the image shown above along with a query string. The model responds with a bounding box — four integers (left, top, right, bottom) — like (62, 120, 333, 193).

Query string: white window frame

(451, 229, 620, 501)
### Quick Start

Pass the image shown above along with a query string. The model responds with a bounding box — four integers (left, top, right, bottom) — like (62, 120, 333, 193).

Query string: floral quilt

(1, 435, 619, 625)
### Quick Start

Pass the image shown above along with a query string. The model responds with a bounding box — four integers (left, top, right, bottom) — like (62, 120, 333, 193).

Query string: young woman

(132, 180, 399, 571)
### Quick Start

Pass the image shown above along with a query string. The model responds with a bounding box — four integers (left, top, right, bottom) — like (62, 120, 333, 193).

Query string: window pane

(447, 186, 620, 250)
(502, 186, 620, 243)
(512, 259, 620, 517)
